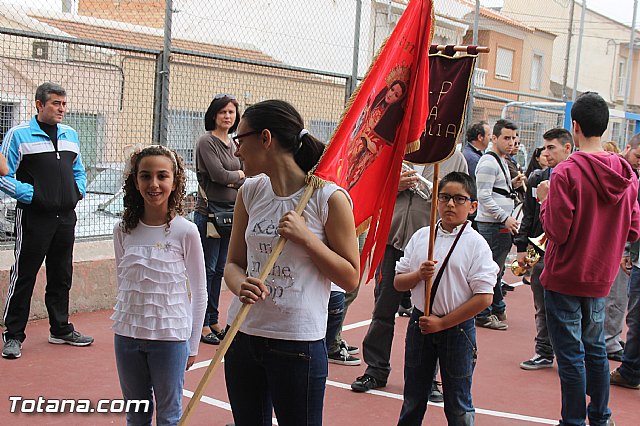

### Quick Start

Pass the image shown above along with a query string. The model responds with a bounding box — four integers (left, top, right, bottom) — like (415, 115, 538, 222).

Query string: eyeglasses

(232, 130, 262, 148)
(214, 93, 236, 100)
(437, 193, 472, 205)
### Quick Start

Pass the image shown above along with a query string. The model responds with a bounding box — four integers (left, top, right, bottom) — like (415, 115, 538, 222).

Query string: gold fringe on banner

(405, 139, 421, 154)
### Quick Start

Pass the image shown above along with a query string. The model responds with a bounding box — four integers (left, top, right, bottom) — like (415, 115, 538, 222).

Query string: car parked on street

(0, 163, 198, 239)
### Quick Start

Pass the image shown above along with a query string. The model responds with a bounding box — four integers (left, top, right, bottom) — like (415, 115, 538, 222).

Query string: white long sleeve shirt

(112, 216, 207, 356)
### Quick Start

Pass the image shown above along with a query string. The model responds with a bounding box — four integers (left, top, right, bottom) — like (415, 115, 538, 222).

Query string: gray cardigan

(195, 133, 245, 215)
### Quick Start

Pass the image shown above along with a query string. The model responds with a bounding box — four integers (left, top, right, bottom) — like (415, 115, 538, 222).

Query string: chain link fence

(0, 0, 637, 244)
(0, 0, 368, 244)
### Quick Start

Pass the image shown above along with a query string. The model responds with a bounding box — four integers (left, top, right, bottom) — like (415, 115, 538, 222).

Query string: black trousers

(362, 244, 404, 382)
(2, 207, 76, 342)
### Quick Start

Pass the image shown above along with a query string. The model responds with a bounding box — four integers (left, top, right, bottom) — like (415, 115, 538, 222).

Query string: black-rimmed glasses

(214, 93, 236, 100)
(232, 130, 262, 148)
(437, 194, 472, 205)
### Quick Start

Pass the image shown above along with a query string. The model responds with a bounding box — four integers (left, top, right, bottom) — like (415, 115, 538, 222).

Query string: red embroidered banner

(405, 51, 477, 164)
(313, 0, 434, 280)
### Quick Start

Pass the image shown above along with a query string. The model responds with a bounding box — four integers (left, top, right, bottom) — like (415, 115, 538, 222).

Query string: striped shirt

(475, 153, 514, 223)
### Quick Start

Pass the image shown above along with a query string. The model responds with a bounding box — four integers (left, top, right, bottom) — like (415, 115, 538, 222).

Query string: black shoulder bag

(198, 185, 234, 239)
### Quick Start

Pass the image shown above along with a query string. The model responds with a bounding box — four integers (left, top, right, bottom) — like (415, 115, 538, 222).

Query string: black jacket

(514, 167, 551, 253)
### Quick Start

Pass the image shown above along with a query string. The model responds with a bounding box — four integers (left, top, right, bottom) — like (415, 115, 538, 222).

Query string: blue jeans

(326, 291, 345, 355)
(194, 211, 229, 327)
(618, 265, 640, 385)
(114, 335, 189, 426)
(398, 309, 476, 426)
(476, 222, 510, 318)
(224, 331, 328, 426)
(544, 290, 611, 426)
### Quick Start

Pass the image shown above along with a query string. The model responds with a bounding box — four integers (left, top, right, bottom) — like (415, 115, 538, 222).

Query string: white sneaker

(475, 315, 508, 331)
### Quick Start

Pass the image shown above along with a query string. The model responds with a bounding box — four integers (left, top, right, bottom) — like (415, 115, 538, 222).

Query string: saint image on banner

(343, 72, 409, 190)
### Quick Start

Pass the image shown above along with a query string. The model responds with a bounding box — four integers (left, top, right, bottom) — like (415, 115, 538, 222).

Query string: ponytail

(294, 132, 325, 173)
(242, 100, 325, 173)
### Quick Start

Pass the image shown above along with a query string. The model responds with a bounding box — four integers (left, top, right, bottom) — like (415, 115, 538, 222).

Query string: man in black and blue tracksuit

(0, 82, 93, 360)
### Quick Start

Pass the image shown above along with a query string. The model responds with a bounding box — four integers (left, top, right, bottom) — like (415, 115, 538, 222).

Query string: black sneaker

(351, 374, 386, 392)
(340, 339, 359, 355)
(328, 348, 361, 366)
(607, 350, 624, 362)
(428, 381, 444, 403)
(397, 305, 413, 317)
(520, 354, 554, 370)
(48, 331, 94, 346)
(2, 339, 21, 359)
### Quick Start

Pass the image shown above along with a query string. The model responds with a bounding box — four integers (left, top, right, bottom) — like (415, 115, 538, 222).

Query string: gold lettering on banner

(446, 124, 457, 138)
(436, 81, 452, 105)
(428, 106, 438, 121)
(399, 35, 416, 55)
(426, 80, 457, 140)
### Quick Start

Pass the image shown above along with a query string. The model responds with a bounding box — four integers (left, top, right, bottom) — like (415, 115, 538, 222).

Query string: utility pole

(623, 0, 638, 139)
(572, 0, 586, 101)
(562, 0, 575, 101)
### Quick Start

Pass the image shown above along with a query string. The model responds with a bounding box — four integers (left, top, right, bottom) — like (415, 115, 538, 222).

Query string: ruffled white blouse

(112, 216, 207, 355)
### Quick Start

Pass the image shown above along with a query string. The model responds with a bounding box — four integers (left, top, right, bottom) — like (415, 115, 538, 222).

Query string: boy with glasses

(394, 171, 498, 425)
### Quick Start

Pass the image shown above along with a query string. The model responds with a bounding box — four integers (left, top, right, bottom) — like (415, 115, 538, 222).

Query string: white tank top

(226, 175, 350, 341)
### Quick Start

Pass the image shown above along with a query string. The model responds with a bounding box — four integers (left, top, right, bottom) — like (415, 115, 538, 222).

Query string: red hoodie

(540, 151, 640, 297)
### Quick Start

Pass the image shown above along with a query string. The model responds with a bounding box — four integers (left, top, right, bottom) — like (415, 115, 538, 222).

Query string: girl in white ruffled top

(112, 145, 206, 426)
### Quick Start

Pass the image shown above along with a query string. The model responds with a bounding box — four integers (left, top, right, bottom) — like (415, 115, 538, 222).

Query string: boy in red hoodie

(537, 92, 640, 426)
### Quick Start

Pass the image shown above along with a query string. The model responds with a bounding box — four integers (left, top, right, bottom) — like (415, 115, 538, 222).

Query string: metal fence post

(463, 0, 480, 137)
(348, 0, 363, 100)
(158, 0, 173, 146)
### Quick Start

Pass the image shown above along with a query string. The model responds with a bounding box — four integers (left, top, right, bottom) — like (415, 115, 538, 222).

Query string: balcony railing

(474, 68, 487, 88)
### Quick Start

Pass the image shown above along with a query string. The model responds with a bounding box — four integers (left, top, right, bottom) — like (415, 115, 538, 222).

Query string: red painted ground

(1, 270, 637, 425)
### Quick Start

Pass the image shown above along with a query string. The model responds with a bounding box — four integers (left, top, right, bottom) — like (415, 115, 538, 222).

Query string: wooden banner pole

(423, 162, 440, 315)
(179, 184, 316, 425)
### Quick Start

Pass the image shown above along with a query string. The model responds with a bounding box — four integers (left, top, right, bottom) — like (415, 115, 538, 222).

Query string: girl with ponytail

(224, 99, 359, 425)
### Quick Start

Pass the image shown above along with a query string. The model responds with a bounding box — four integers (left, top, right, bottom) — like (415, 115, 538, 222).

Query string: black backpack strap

(486, 151, 515, 199)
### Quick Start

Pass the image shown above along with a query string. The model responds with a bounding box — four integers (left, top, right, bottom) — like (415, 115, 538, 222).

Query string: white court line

(182, 389, 278, 425)
(190, 359, 214, 370)
(187, 316, 557, 425)
(326, 380, 557, 425)
(341, 318, 373, 331)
